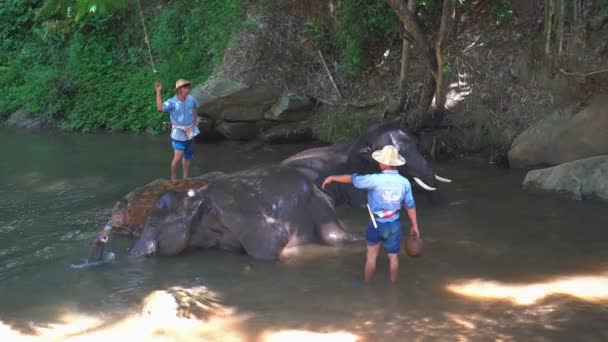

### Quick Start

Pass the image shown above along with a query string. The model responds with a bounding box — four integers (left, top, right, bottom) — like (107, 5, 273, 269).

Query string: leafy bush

(313, 108, 379, 143)
(596, 0, 608, 15)
(0, 0, 244, 132)
(336, 0, 401, 77)
(489, 0, 513, 26)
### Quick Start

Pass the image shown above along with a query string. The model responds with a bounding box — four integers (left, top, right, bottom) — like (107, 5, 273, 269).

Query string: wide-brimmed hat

(371, 145, 406, 166)
(174, 79, 192, 91)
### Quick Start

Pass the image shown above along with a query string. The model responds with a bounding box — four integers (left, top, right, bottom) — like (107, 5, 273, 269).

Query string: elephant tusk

(435, 174, 452, 183)
(414, 177, 437, 191)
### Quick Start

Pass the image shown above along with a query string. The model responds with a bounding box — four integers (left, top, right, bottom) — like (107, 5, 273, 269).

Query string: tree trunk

(433, 0, 456, 117)
(385, 0, 437, 78)
(418, 75, 436, 124)
(396, 0, 417, 115)
(545, 0, 553, 55)
(556, 0, 564, 55)
(387, 0, 457, 128)
(573, 0, 579, 44)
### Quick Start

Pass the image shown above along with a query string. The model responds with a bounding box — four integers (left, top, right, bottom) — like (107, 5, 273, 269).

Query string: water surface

(1, 128, 607, 341)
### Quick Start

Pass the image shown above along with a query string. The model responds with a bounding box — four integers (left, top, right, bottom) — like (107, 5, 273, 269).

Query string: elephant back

(108, 178, 210, 236)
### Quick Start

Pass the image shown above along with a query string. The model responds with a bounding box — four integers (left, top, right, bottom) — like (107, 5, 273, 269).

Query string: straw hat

(174, 79, 192, 91)
(371, 145, 406, 166)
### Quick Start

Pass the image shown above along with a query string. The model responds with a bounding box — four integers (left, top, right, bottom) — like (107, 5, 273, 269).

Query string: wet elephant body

(91, 166, 354, 262)
(282, 121, 450, 207)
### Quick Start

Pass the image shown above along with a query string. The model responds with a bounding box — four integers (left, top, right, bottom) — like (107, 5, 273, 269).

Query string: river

(0, 128, 607, 341)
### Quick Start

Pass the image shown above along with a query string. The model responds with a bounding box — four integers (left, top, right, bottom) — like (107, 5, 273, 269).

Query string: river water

(1, 128, 607, 341)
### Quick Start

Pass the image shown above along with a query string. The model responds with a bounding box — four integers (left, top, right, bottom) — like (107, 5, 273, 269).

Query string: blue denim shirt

(162, 95, 200, 141)
(352, 170, 415, 223)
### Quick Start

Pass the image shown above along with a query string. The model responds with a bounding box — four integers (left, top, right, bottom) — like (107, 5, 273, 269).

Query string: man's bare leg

(182, 158, 191, 179)
(171, 150, 184, 181)
(388, 253, 399, 283)
(364, 244, 380, 284)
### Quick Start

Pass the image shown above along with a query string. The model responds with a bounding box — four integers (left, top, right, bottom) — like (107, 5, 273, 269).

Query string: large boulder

(523, 155, 608, 201)
(5, 109, 44, 129)
(263, 95, 316, 122)
(215, 121, 259, 140)
(191, 79, 280, 122)
(508, 95, 608, 168)
(259, 123, 314, 143)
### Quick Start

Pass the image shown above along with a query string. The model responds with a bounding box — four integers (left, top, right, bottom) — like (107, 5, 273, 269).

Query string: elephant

(88, 166, 356, 262)
(281, 121, 451, 207)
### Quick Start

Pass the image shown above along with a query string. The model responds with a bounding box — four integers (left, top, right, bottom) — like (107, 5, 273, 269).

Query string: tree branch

(317, 50, 342, 99)
(559, 68, 608, 77)
(385, 0, 438, 78)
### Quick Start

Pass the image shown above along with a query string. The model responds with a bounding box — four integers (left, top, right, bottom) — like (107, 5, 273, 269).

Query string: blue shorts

(171, 139, 195, 160)
(366, 219, 402, 254)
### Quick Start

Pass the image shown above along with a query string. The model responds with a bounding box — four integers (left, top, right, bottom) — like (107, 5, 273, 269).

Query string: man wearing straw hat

(155, 79, 200, 180)
(322, 145, 420, 284)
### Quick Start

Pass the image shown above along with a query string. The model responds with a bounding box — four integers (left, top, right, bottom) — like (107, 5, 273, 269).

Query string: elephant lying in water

(281, 121, 452, 207)
(88, 166, 355, 262)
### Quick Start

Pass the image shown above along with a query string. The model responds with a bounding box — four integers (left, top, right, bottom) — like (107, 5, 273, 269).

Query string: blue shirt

(352, 170, 415, 223)
(162, 95, 200, 141)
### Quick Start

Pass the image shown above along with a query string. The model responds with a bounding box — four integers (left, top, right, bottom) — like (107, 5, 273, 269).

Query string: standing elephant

(281, 121, 451, 207)
(88, 166, 356, 262)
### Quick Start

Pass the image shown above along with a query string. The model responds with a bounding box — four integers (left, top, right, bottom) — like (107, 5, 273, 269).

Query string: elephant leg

(130, 235, 158, 257)
(237, 217, 290, 261)
(309, 192, 354, 246)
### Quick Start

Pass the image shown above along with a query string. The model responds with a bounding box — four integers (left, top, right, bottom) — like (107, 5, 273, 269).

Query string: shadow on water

(1, 129, 607, 340)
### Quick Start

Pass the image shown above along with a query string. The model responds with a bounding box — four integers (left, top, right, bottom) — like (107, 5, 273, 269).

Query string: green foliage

(73, 0, 127, 21)
(303, 18, 327, 50)
(417, 0, 438, 25)
(0, 0, 42, 63)
(313, 109, 378, 143)
(489, 0, 513, 26)
(150, 0, 243, 86)
(0, 0, 244, 132)
(596, 0, 608, 15)
(336, 0, 400, 77)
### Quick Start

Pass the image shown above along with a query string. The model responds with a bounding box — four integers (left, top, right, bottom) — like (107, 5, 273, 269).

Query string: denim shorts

(366, 219, 402, 254)
(171, 138, 195, 160)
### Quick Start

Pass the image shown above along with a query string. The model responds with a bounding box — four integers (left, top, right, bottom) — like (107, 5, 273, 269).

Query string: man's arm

(405, 207, 420, 237)
(192, 97, 199, 125)
(155, 81, 163, 112)
(192, 109, 199, 125)
(402, 186, 420, 237)
(322, 175, 352, 189)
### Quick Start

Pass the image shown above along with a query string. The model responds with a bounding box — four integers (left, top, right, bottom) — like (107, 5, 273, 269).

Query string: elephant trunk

(87, 225, 111, 263)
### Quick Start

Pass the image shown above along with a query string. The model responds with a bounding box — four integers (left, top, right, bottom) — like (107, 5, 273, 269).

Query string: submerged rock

(523, 155, 608, 201)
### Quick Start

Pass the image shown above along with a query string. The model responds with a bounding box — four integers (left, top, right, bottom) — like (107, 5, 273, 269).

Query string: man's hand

(410, 225, 420, 238)
(155, 81, 162, 93)
(321, 177, 333, 189)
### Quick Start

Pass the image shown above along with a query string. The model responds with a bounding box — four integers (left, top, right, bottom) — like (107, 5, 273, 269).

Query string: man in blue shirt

(155, 79, 200, 180)
(322, 145, 420, 284)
